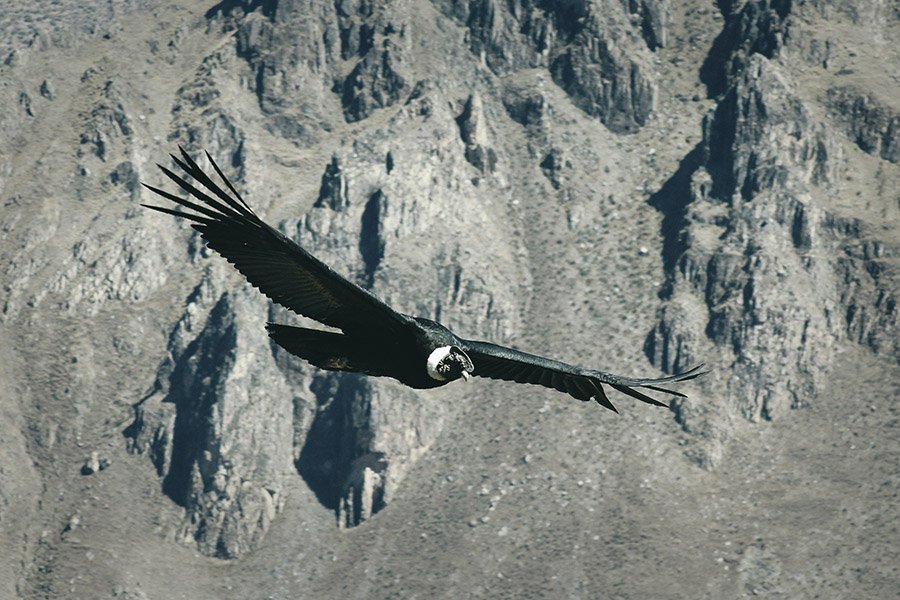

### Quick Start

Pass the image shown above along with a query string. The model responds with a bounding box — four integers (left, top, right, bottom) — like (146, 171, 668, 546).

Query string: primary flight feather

(143, 148, 704, 412)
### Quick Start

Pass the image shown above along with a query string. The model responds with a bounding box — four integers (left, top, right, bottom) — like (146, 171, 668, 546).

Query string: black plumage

(143, 148, 705, 412)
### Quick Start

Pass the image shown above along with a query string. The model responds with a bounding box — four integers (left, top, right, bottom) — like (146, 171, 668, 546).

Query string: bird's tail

(266, 323, 377, 375)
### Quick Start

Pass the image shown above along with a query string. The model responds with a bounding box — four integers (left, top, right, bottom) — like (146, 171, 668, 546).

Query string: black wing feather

(462, 339, 703, 412)
(143, 147, 411, 334)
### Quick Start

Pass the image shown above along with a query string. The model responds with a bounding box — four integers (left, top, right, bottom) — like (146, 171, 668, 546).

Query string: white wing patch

(426, 346, 453, 381)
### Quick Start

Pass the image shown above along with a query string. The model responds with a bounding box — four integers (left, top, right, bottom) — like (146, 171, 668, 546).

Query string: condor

(143, 148, 704, 412)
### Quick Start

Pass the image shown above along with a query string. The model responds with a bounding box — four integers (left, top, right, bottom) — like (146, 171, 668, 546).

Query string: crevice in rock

(700, 0, 792, 98)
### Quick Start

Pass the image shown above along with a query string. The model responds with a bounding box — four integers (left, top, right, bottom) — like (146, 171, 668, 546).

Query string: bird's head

(426, 346, 474, 383)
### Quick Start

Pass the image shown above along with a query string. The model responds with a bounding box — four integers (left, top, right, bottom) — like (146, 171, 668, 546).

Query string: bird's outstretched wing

(142, 147, 411, 334)
(461, 340, 705, 412)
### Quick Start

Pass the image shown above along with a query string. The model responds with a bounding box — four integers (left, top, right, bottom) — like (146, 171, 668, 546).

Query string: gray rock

(738, 539, 782, 596)
(701, 0, 791, 97)
(128, 282, 295, 559)
(77, 81, 133, 162)
(440, 0, 658, 132)
(80, 451, 110, 475)
(649, 56, 846, 454)
(334, 0, 378, 60)
(456, 93, 498, 174)
(61, 513, 80, 539)
(227, 2, 337, 142)
(39, 79, 54, 100)
(826, 215, 899, 361)
(501, 82, 547, 127)
(341, 38, 410, 122)
(548, 8, 656, 132)
(826, 86, 899, 163)
(539, 147, 566, 189)
(624, 0, 668, 50)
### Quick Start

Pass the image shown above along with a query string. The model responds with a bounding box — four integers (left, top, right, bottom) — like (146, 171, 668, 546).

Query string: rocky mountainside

(1, 0, 897, 598)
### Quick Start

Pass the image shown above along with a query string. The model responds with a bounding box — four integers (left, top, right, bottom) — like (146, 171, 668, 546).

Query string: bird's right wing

(461, 340, 705, 412)
(143, 147, 412, 334)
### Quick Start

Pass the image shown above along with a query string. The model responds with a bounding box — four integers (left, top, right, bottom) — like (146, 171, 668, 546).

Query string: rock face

(127, 283, 294, 558)
(0, 0, 898, 597)
(456, 93, 498, 174)
(438, 0, 658, 132)
(646, 8, 898, 467)
(648, 55, 844, 463)
(700, 0, 791, 96)
(826, 86, 899, 163)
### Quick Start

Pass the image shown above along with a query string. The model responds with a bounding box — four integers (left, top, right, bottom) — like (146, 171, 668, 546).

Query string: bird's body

(266, 317, 465, 390)
(144, 148, 704, 412)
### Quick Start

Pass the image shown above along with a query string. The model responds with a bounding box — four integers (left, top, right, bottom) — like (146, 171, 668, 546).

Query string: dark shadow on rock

(205, 0, 277, 20)
(295, 373, 370, 511)
(699, 0, 735, 98)
(161, 297, 238, 507)
(359, 191, 385, 288)
(647, 145, 704, 298)
(538, 0, 589, 42)
(705, 93, 738, 201)
(699, 0, 792, 98)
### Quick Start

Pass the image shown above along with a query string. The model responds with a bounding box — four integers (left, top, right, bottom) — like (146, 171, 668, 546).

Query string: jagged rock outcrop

(439, 0, 658, 132)
(501, 79, 548, 127)
(78, 81, 133, 162)
(701, 0, 792, 96)
(826, 86, 899, 163)
(222, 0, 338, 141)
(334, 0, 412, 122)
(456, 93, 497, 175)
(648, 55, 846, 465)
(624, 0, 668, 50)
(826, 215, 899, 362)
(539, 147, 568, 189)
(221, 0, 415, 130)
(649, 48, 898, 467)
(341, 37, 410, 122)
(127, 282, 295, 559)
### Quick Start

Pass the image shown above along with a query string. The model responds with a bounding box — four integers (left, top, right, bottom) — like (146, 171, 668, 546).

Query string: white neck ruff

(426, 346, 453, 381)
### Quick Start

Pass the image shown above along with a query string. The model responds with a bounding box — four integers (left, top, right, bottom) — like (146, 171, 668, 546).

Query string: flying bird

(143, 148, 704, 412)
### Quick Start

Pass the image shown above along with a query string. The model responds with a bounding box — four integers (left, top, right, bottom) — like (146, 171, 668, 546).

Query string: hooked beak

(461, 371, 470, 382)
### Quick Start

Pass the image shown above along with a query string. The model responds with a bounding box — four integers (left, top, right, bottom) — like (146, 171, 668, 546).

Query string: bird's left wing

(461, 340, 705, 412)
(142, 148, 412, 335)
